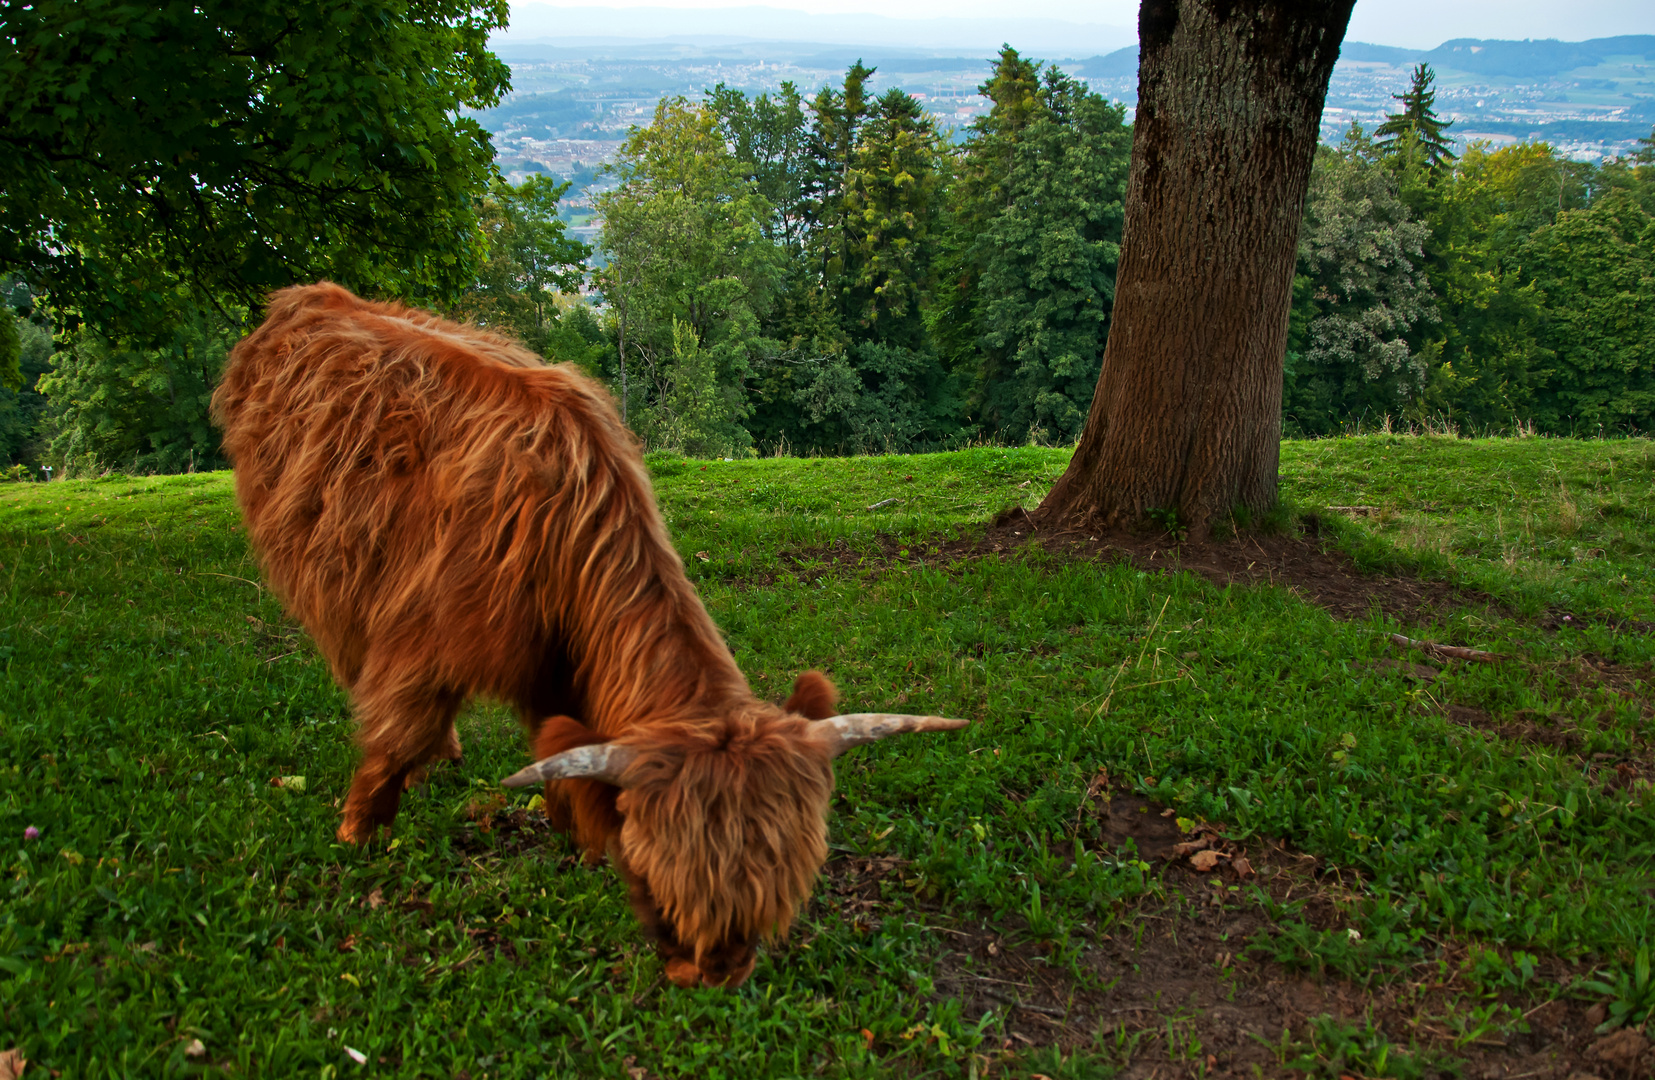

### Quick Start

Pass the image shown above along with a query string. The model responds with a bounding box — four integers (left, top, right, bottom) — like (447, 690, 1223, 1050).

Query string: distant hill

(1423, 36, 1655, 78)
(1075, 41, 1430, 79)
(481, 29, 1655, 167)
(1338, 42, 1425, 65)
(1075, 47, 1138, 79)
(1072, 42, 1423, 79)
(1076, 35, 1655, 80)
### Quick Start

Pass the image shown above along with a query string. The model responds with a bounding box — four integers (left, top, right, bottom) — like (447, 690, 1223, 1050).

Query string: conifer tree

(938, 47, 1130, 444)
(1375, 64, 1457, 170)
(804, 63, 877, 284)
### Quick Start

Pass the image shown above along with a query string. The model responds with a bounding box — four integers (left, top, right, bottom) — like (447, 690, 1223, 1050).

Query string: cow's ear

(531, 715, 609, 761)
(783, 670, 838, 720)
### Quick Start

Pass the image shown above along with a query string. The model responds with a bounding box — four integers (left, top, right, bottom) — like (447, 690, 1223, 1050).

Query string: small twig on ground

(973, 974, 1037, 988)
(1388, 633, 1503, 664)
(977, 988, 1066, 1017)
(631, 969, 666, 1006)
(902, 922, 972, 936)
(194, 572, 265, 590)
(866, 498, 901, 510)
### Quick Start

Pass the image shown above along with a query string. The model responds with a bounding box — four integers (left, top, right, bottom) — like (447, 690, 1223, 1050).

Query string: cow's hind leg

(403, 724, 464, 791)
(339, 682, 463, 844)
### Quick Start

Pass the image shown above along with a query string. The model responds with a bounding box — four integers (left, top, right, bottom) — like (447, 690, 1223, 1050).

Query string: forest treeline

(3, 50, 1653, 474)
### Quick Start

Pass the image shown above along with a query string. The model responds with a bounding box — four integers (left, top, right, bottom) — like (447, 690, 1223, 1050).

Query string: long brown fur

(212, 282, 844, 986)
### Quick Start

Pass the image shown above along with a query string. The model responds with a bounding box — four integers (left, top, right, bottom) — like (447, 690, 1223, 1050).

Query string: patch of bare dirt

(779, 508, 1514, 629)
(806, 789, 1643, 1080)
(1443, 705, 1588, 753)
(1428, 663, 1653, 795)
(1561, 655, 1655, 711)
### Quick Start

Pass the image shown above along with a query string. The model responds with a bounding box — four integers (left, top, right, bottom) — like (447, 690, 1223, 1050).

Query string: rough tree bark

(1036, 0, 1354, 538)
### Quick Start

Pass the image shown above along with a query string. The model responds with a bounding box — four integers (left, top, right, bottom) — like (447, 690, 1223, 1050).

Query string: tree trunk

(1036, 0, 1353, 538)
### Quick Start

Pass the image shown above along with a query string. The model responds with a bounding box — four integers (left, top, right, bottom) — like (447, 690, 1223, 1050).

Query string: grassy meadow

(2, 436, 1653, 1078)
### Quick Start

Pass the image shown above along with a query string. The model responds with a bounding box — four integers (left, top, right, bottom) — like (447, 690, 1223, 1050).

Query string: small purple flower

(23, 826, 40, 841)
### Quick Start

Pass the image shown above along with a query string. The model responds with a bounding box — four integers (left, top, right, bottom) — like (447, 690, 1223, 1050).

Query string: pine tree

(938, 48, 1131, 444)
(804, 63, 877, 284)
(1375, 64, 1457, 170)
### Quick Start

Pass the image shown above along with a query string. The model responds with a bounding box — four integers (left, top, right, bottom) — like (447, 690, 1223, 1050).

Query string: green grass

(1285, 435, 1655, 624)
(2, 436, 1652, 1077)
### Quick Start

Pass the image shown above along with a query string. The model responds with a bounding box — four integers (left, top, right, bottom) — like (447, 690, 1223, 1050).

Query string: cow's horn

(808, 713, 969, 757)
(501, 743, 637, 788)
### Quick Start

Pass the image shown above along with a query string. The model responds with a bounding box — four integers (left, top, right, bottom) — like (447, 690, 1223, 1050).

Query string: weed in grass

(1578, 942, 1655, 1032)
(1287, 1013, 1447, 1079)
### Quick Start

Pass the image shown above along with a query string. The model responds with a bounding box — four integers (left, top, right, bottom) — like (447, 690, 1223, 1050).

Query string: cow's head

(501, 672, 965, 988)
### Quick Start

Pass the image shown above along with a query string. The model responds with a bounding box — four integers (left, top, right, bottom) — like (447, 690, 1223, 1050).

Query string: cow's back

(212, 283, 661, 698)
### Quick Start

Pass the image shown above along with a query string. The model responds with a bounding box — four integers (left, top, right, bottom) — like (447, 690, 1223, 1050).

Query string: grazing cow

(211, 283, 965, 988)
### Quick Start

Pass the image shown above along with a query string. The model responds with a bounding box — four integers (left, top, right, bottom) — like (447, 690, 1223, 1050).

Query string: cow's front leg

(339, 682, 462, 844)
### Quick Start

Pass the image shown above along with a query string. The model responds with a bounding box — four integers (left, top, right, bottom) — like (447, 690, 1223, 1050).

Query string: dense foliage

(4, 36, 1654, 473)
(591, 49, 1131, 456)
(447, 176, 600, 367)
(0, 0, 511, 341)
(589, 55, 1653, 453)
(1291, 127, 1655, 436)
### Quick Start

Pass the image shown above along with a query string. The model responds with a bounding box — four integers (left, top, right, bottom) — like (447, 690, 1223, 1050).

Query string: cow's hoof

(664, 956, 701, 988)
(336, 820, 374, 845)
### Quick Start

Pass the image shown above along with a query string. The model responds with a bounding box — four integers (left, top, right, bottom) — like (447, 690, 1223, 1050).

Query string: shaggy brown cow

(211, 282, 964, 988)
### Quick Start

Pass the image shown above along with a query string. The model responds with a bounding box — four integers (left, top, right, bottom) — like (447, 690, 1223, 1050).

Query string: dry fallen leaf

(694, 550, 710, 562)
(1171, 838, 1211, 857)
(1189, 849, 1226, 871)
(184, 1039, 206, 1059)
(366, 888, 384, 910)
(0, 1047, 25, 1080)
(344, 1047, 368, 1066)
(1231, 856, 1255, 879)
(1589, 1028, 1649, 1065)
(860, 1028, 875, 1050)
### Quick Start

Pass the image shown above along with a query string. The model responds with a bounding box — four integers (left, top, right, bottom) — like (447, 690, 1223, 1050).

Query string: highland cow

(210, 282, 965, 988)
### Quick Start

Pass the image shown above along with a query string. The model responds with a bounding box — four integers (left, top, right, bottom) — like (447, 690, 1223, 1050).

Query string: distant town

(474, 33, 1655, 227)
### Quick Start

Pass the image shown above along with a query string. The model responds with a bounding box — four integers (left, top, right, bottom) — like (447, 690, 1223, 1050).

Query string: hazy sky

(513, 0, 1655, 49)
